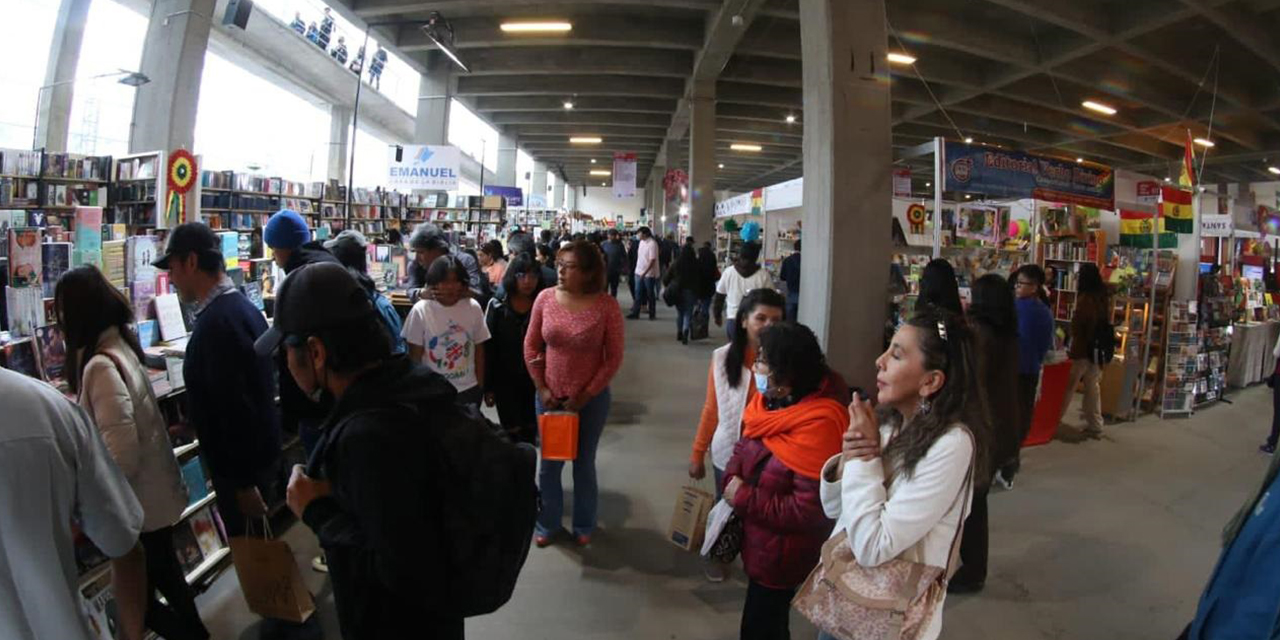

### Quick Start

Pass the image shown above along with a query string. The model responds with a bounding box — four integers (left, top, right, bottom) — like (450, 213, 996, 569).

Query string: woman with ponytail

(817, 305, 986, 640)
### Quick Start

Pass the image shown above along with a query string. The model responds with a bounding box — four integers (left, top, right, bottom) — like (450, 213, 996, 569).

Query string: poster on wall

(893, 168, 912, 197)
(944, 143, 1114, 209)
(956, 205, 999, 242)
(483, 185, 523, 208)
(613, 152, 637, 198)
(387, 145, 460, 190)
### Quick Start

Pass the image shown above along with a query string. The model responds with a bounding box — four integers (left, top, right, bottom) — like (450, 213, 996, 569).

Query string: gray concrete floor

(195, 290, 1276, 640)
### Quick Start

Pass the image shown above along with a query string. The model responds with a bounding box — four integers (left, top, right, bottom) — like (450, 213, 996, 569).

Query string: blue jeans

(725, 317, 738, 342)
(817, 633, 838, 640)
(630, 276, 658, 318)
(535, 388, 612, 537)
(676, 289, 697, 336)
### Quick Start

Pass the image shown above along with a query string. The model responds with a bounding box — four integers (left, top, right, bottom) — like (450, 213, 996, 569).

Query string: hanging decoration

(663, 169, 688, 201)
(906, 203, 928, 235)
(166, 149, 197, 228)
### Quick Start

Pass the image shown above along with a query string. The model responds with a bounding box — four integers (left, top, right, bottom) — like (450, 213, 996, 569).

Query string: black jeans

(1269, 380, 1280, 448)
(1003, 373, 1040, 479)
(140, 526, 210, 640)
(741, 580, 797, 640)
(607, 272, 621, 298)
(953, 486, 989, 586)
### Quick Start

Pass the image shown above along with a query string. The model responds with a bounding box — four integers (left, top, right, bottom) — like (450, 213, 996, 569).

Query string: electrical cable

(886, 17, 966, 143)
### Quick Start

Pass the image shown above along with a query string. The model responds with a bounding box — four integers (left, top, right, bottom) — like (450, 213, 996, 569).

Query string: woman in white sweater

(57, 266, 210, 640)
(817, 306, 985, 640)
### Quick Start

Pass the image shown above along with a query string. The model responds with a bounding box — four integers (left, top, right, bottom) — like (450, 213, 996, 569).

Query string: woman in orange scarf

(722, 321, 848, 640)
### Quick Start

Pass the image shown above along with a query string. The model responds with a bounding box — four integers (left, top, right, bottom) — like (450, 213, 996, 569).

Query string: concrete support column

(327, 104, 352, 185)
(495, 131, 518, 186)
(689, 85, 717, 245)
(129, 0, 216, 153)
(552, 179, 565, 210)
(414, 63, 451, 145)
(36, 0, 91, 152)
(797, 0, 893, 387)
(565, 184, 578, 211)
(649, 165, 666, 224)
(531, 162, 548, 207)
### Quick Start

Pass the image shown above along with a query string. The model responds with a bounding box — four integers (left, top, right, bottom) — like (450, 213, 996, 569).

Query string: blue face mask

(754, 372, 770, 395)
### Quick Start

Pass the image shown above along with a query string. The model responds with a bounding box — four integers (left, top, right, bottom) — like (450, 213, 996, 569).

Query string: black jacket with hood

(278, 243, 341, 429)
(302, 355, 459, 638)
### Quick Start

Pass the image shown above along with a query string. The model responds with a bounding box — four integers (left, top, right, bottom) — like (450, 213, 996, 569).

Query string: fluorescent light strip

(730, 143, 762, 152)
(1269, 166, 1280, 175)
(1081, 100, 1117, 116)
(500, 22, 572, 33)
(1194, 138, 1215, 148)
(887, 52, 916, 65)
(570, 137, 602, 144)
(589, 170, 611, 176)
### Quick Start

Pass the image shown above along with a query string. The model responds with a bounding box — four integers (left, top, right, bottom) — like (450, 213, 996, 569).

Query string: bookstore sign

(387, 145, 460, 190)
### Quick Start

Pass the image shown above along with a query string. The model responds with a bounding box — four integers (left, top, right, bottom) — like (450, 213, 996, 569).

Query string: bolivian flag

(1120, 209, 1176, 248)
(1161, 185, 1194, 233)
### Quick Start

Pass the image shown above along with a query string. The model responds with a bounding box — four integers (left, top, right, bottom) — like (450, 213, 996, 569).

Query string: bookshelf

(0, 149, 111, 232)
(199, 169, 322, 233)
(112, 151, 166, 230)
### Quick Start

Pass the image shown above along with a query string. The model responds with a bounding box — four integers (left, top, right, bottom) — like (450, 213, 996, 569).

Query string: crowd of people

(5, 214, 1279, 640)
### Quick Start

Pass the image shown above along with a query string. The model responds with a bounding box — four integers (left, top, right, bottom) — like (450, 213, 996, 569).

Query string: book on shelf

(116, 154, 158, 181)
(102, 240, 125, 288)
(35, 324, 66, 382)
(190, 506, 226, 558)
(181, 456, 210, 506)
(78, 561, 123, 640)
(172, 518, 206, 576)
(8, 227, 42, 287)
(1, 337, 40, 378)
(41, 242, 71, 298)
(125, 235, 159, 285)
(154, 293, 187, 342)
(0, 149, 42, 177)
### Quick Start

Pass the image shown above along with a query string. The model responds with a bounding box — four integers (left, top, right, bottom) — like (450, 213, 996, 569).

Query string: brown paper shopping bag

(229, 522, 315, 623)
(667, 484, 714, 551)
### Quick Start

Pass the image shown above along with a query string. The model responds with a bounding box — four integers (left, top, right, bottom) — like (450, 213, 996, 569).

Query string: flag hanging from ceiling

(613, 152, 636, 199)
(1179, 129, 1195, 189)
(1161, 185, 1194, 233)
(1120, 209, 1176, 248)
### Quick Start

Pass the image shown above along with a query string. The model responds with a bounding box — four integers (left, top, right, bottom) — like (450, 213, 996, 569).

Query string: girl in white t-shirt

(714, 242, 775, 340)
(402, 255, 491, 409)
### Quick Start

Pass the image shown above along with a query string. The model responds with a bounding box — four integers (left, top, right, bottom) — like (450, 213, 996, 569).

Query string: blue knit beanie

(264, 209, 310, 250)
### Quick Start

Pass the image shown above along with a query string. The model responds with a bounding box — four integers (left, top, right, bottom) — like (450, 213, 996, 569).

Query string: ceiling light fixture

(730, 143, 762, 152)
(964, 137, 973, 144)
(570, 136, 602, 144)
(785, 114, 796, 124)
(601, 182, 606, 186)
(590, 158, 596, 163)
(500, 21, 573, 33)
(1077, 157, 1084, 163)
(964, 194, 972, 199)
(422, 12, 470, 72)
(925, 182, 931, 187)
(1194, 137, 1215, 148)
(718, 163, 724, 169)
(589, 170, 611, 176)
(887, 52, 917, 65)
(1269, 166, 1280, 175)
(1081, 100, 1117, 116)
(563, 100, 574, 110)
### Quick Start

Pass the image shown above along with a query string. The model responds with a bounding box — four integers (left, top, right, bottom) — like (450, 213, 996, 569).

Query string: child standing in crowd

(403, 255, 491, 411)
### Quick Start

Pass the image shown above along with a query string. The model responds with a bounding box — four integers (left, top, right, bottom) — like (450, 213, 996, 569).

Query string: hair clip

(936, 319, 948, 343)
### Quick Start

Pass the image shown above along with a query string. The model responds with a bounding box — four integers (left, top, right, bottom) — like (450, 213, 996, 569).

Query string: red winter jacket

(724, 437, 833, 589)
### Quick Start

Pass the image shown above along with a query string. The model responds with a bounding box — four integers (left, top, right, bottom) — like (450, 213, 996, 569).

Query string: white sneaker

(311, 554, 328, 573)
(994, 471, 1014, 491)
(703, 560, 728, 583)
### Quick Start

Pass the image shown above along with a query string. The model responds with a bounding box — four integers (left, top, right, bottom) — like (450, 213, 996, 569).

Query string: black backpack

(337, 401, 539, 617)
(1091, 317, 1117, 366)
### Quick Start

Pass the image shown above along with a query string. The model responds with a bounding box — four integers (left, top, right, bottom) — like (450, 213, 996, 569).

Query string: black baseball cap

(254, 262, 374, 356)
(152, 222, 220, 270)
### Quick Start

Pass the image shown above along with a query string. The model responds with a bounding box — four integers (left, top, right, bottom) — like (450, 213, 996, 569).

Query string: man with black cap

(324, 229, 405, 354)
(259, 263, 464, 640)
(153, 222, 282, 538)
(407, 222, 483, 301)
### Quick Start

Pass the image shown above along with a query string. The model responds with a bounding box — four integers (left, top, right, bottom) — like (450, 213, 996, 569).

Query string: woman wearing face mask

(721, 321, 849, 640)
(688, 288, 785, 583)
(817, 305, 985, 640)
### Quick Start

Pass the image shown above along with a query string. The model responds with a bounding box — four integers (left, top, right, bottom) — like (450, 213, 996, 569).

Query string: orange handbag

(538, 411, 580, 461)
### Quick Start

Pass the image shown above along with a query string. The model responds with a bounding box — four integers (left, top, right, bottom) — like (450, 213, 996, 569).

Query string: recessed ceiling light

(1194, 138, 1215, 148)
(589, 170, 611, 176)
(1077, 157, 1084, 163)
(601, 182, 606, 186)
(563, 100, 574, 110)
(570, 136, 602, 144)
(1164, 177, 1172, 182)
(590, 158, 596, 164)
(964, 194, 972, 199)
(718, 163, 724, 169)
(785, 114, 796, 124)
(500, 22, 572, 33)
(730, 143, 762, 152)
(1081, 100, 1117, 116)
(925, 182, 931, 187)
(1269, 166, 1280, 175)
(964, 137, 973, 144)
(887, 52, 916, 65)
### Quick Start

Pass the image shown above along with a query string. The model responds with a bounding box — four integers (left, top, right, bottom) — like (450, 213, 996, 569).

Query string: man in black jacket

(154, 223, 282, 537)
(601, 229, 626, 298)
(258, 263, 463, 640)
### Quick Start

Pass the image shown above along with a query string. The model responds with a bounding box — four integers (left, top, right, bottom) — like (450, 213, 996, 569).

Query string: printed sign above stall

(945, 143, 1114, 210)
(483, 185, 523, 208)
(715, 192, 753, 218)
(893, 168, 912, 197)
(388, 145, 460, 190)
(764, 177, 803, 211)
(613, 152, 637, 199)
(1200, 214, 1232, 237)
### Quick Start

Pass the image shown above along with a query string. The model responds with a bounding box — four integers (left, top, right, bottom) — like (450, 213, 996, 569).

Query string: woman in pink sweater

(525, 240, 625, 548)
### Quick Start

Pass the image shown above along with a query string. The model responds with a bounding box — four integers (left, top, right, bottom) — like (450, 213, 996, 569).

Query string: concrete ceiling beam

(446, 46, 693, 78)
(396, 15, 704, 52)
(351, 0, 722, 20)
(716, 81, 802, 108)
(471, 96, 678, 114)
(488, 111, 672, 127)
(456, 74, 685, 98)
(503, 124, 669, 138)
(1179, 0, 1280, 76)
